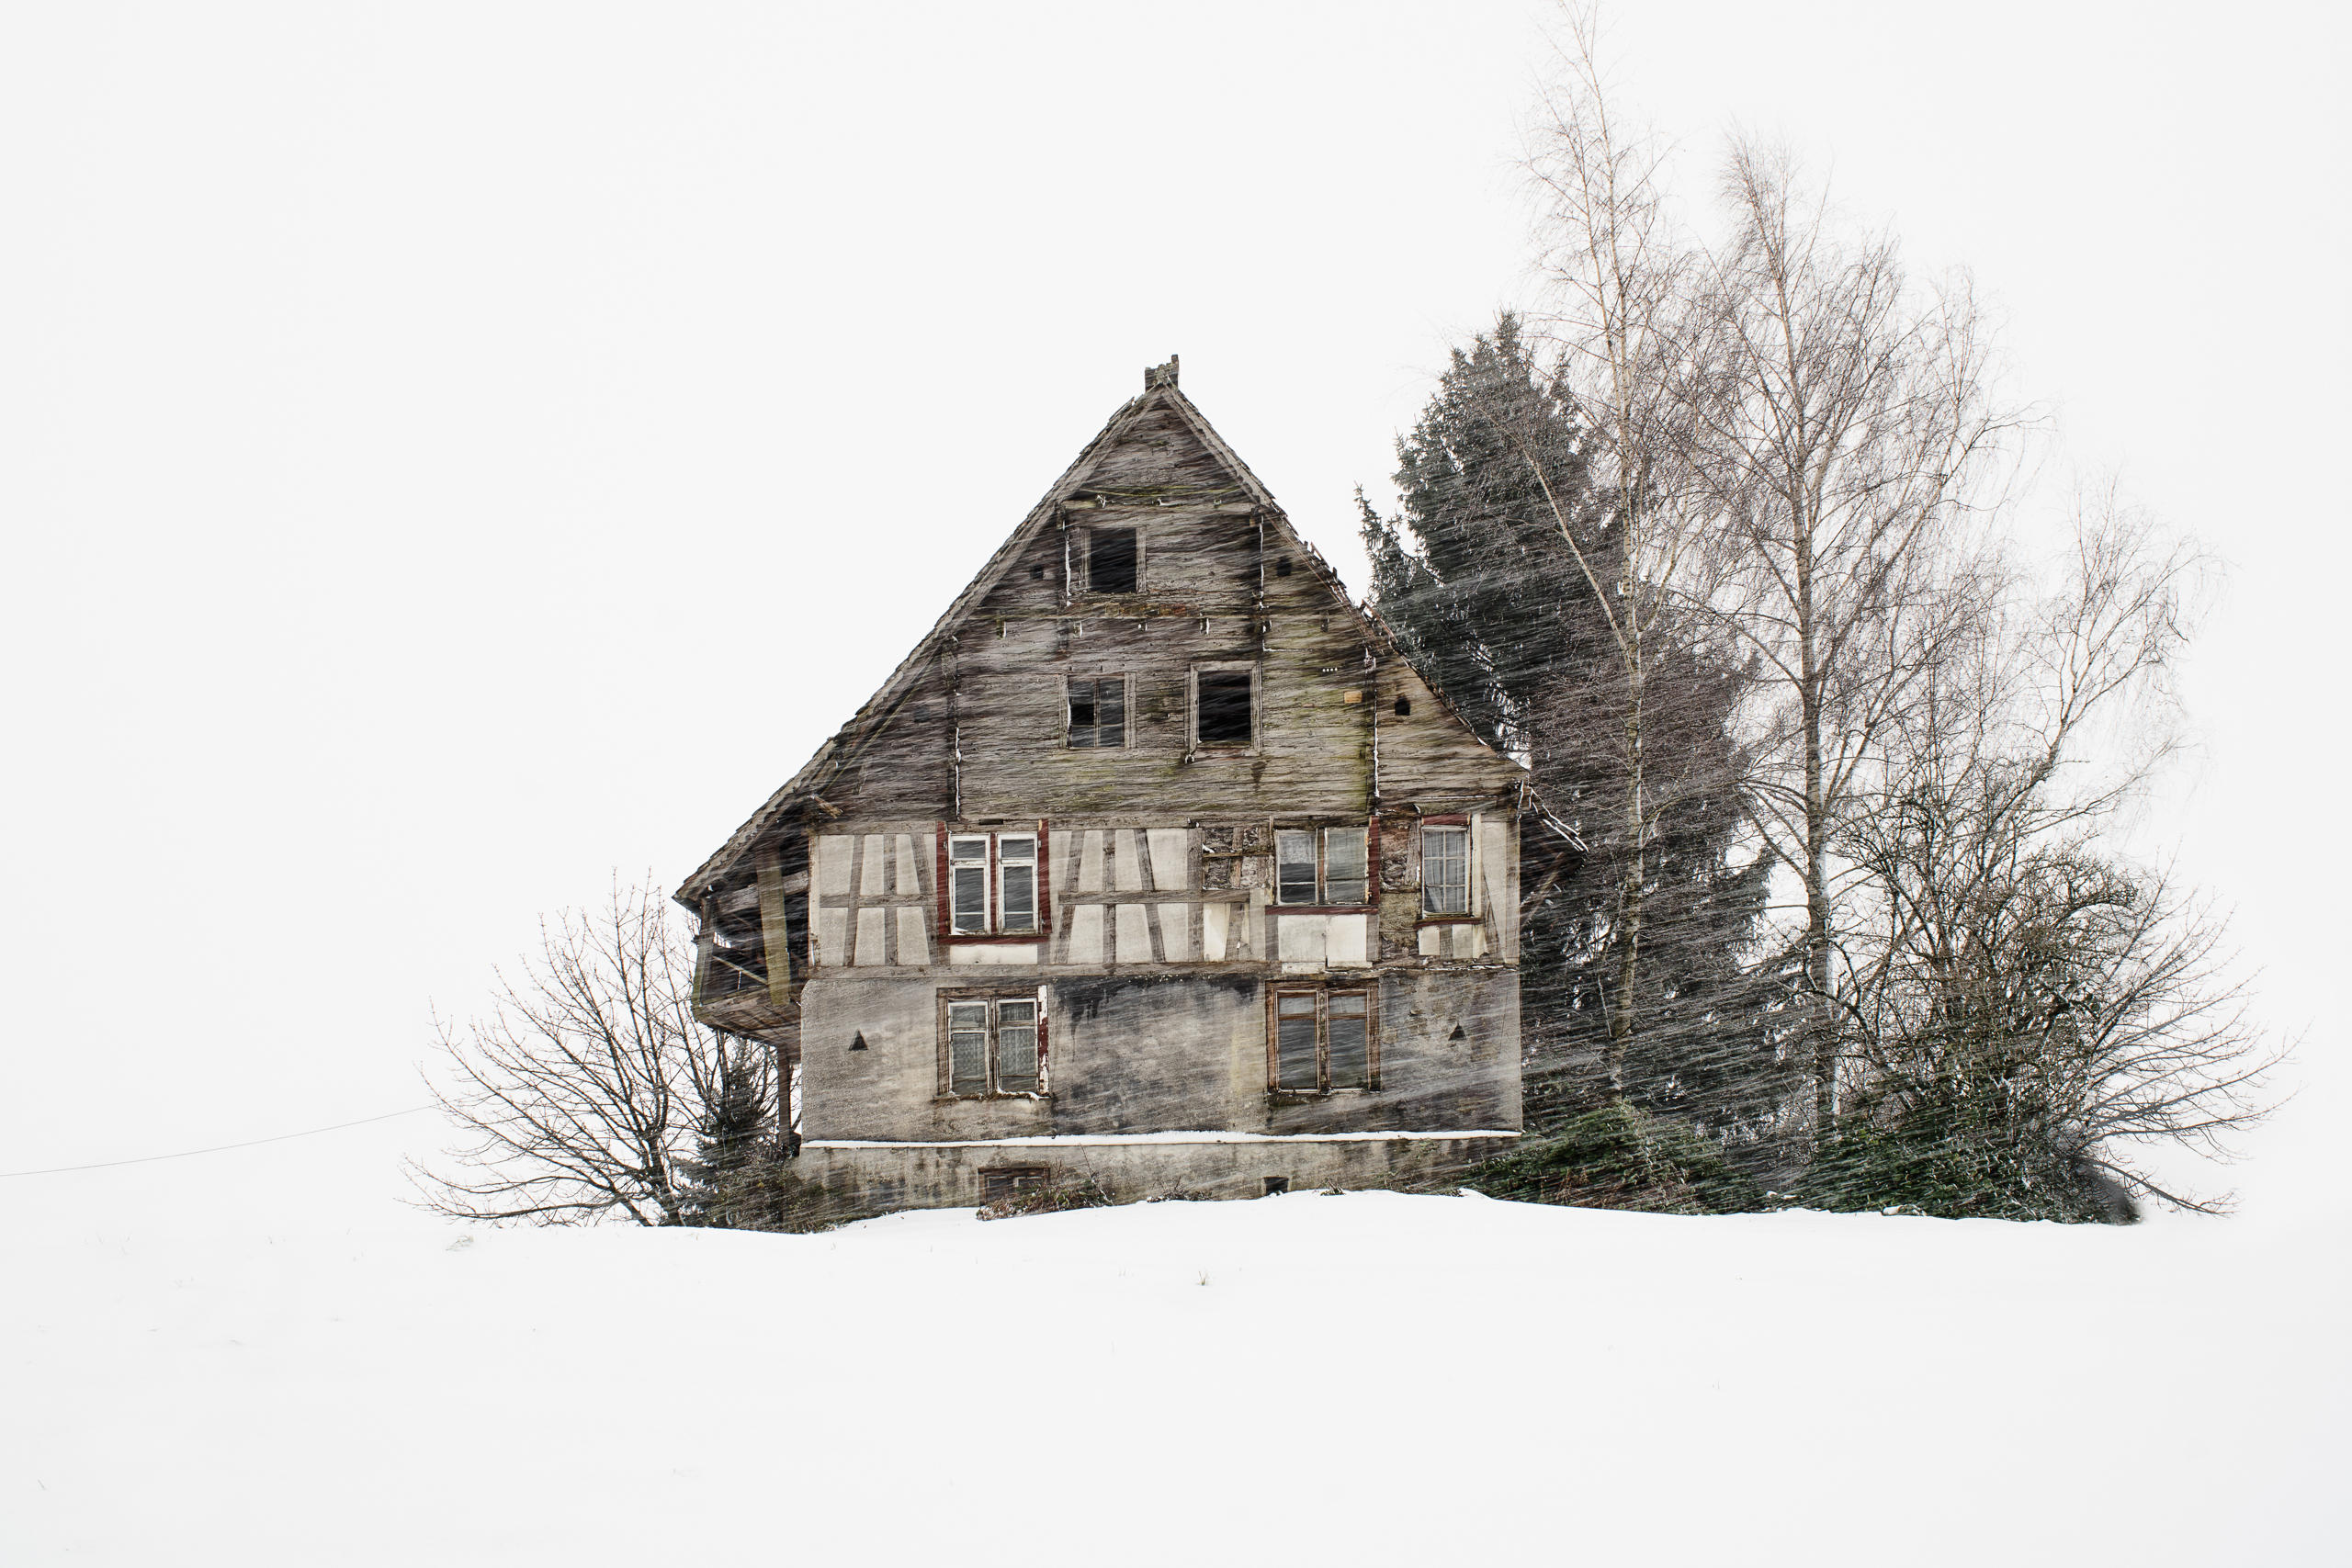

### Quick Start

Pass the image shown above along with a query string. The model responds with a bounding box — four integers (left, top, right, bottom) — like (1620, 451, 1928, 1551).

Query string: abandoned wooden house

(677, 358, 1532, 1221)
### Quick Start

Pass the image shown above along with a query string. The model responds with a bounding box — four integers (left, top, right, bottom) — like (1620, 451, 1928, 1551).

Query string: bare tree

(1830, 494, 2276, 1213)
(1511, 6, 1751, 1098)
(410, 880, 774, 1226)
(1682, 142, 2023, 1141)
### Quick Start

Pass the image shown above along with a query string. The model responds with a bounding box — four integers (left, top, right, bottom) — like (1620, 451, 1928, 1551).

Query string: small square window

(1067, 676, 1126, 749)
(1270, 989, 1376, 1093)
(1272, 824, 1371, 907)
(944, 993, 1049, 1098)
(1088, 526, 1138, 593)
(1195, 668, 1253, 747)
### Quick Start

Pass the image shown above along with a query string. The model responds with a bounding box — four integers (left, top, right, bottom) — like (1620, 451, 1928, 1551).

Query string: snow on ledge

(804, 1130, 1522, 1149)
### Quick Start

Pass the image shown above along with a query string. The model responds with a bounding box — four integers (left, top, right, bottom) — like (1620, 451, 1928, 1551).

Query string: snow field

(6, 1192, 2346, 1565)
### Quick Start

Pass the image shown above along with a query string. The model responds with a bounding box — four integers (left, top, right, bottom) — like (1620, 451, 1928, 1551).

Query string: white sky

(3, 1, 2345, 1237)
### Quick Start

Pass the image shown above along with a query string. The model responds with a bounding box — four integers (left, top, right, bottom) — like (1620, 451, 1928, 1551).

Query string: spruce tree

(1363, 315, 1784, 1172)
(681, 1038, 776, 1228)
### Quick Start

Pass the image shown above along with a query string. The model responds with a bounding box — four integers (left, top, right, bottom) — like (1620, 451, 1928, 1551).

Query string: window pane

(950, 1028, 988, 1094)
(1095, 678, 1125, 747)
(1328, 994, 1368, 1088)
(952, 863, 989, 932)
(949, 835, 989, 863)
(998, 837, 1035, 862)
(999, 865, 1036, 931)
(1276, 1002, 1319, 1089)
(1324, 827, 1367, 906)
(1275, 829, 1317, 905)
(1067, 679, 1098, 747)
(1195, 670, 1252, 745)
(1422, 827, 1469, 915)
(995, 1000, 1039, 1092)
(1091, 527, 1138, 593)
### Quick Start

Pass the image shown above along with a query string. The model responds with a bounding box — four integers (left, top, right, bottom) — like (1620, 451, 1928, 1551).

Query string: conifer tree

(1363, 316, 1782, 1158)
(680, 1036, 776, 1228)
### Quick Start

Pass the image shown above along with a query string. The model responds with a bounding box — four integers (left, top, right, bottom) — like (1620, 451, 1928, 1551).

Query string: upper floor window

(1275, 825, 1369, 907)
(1067, 676, 1126, 749)
(947, 830, 1040, 935)
(1083, 525, 1139, 593)
(1193, 663, 1255, 749)
(1421, 825, 1470, 914)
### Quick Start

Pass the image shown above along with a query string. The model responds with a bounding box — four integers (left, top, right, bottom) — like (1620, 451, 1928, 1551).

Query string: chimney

(1145, 355, 1180, 390)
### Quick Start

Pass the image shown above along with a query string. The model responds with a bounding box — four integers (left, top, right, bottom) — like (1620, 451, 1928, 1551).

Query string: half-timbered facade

(678, 359, 1529, 1221)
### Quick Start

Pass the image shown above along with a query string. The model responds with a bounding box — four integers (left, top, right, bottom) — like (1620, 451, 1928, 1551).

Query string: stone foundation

(778, 1132, 1520, 1227)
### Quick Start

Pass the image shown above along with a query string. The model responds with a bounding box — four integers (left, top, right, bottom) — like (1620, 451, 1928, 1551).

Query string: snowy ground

(6, 1192, 2346, 1566)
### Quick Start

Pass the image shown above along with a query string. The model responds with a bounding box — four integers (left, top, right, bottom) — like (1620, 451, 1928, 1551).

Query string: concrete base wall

(777, 1134, 1518, 1228)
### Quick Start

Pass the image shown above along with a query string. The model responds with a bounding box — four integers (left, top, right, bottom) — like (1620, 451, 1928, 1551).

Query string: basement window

(981, 1166, 1050, 1203)
(1067, 675, 1127, 749)
(1272, 989, 1374, 1092)
(1087, 526, 1139, 593)
(1274, 825, 1370, 907)
(1193, 664, 1255, 748)
(945, 993, 1045, 1097)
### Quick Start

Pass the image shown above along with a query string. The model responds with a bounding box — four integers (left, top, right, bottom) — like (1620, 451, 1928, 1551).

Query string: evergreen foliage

(681, 1038, 780, 1228)
(1362, 315, 1784, 1166)
(1463, 1101, 1762, 1214)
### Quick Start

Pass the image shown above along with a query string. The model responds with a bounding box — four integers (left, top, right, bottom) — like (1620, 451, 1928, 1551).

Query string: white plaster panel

(1113, 830, 1145, 892)
(1418, 924, 1443, 957)
(860, 834, 888, 895)
(817, 906, 849, 967)
(1148, 829, 1191, 890)
(816, 836, 853, 897)
(950, 943, 1038, 965)
(1277, 913, 1329, 964)
(1202, 902, 1229, 962)
(895, 907, 930, 967)
(1328, 914, 1368, 966)
(1077, 830, 1106, 893)
(894, 835, 920, 894)
(1477, 818, 1508, 917)
(1069, 906, 1105, 964)
(1157, 903, 1191, 963)
(1459, 925, 1487, 958)
(854, 908, 888, 965)
(1115, 903, 1152, 962)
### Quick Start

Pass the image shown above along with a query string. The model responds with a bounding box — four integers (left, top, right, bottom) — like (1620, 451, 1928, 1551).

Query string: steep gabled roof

(676, 362, 1513, 904)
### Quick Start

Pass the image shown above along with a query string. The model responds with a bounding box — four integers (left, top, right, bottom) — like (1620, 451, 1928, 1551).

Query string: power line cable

(0, 1105, 438, 1179)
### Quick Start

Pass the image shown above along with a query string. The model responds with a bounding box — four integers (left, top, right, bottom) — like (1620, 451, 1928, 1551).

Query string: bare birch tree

(1511, 6, 1750, 1098)
(1683, 143, 2021, 1141)
(410, 880, 774, 1226)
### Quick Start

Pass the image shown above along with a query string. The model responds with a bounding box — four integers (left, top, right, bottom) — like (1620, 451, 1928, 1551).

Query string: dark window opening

(1196, 669, 1253, 745)
(1394, 694, 1411, 716)
(1262, 1177, 1290, 1196)
(1067, 676, 1126, 749)
(850, 1032, 868, 1052)
(1274, 558, 1292, 578)
(1448, 1024, 1466, 1041)
(1031, 563, 1046, 580)
(1090, 527, 1138, 593)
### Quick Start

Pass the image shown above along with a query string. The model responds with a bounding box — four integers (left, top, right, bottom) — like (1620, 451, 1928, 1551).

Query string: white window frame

(1420, 823, 1473, 916)
(1189, 660, 1260, 752)
(945, 826, 1045, 937)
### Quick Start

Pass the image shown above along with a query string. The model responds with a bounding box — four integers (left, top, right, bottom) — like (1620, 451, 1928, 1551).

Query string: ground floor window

(944, 993, 1043, 1096)
(1272, 988, 1374, 1092)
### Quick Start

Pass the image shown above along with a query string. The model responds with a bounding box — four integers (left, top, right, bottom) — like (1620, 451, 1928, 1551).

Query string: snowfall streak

(676, 358, 1539, 1222)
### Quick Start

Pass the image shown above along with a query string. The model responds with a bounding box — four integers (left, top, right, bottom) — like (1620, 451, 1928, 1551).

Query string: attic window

(1394, 695, 1411, 716)
(1067, 675, 1127, 749)
(1088, 526, 1139, 593)
(1274, 558, 1292, 578)
(1193, 665, 1254, 748)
